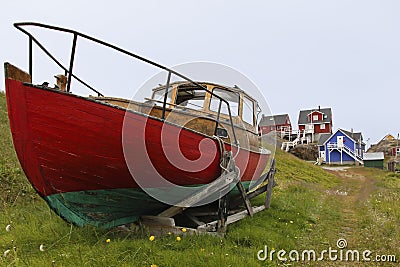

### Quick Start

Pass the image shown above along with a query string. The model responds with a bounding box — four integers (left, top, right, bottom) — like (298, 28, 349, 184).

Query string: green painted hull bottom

(45, 182, 253, 229)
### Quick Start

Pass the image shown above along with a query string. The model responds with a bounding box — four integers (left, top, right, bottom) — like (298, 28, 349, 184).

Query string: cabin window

(175, 88, 206, 111)
(152, 87, 173, 104)
(209, 88, 239, 116)
(320, 124, 325, 130)
(313, 115, 319, 121)
(242, 95, 255, 125)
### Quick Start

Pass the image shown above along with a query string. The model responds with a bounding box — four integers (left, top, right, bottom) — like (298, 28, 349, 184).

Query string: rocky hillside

(368, 138, 399, 156)
(289, 144, 318, 161)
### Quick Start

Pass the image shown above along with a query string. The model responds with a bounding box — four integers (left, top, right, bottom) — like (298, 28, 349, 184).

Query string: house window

(320, 124, 325, 130)
(313, 115, 318, 121)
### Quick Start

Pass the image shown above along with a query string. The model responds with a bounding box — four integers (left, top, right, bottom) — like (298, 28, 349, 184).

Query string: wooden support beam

(217, 195, 228, 232)
(184, 213, 205, 226)
(197, 205, 266, 232)
(228, 172, 269, 209)
(158, 151, 239, 218)
(158, 168, 239, 217)
(140, 215, 175, 227)
(236, 181, 254, 216)
(185, 208, 243, 217)
(141, 158, 276, 235)
(227, 205, 265, 225)
(265, 159, 276, 209)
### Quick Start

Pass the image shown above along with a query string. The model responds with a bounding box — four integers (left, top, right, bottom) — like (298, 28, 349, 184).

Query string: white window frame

(210, 88, 239, 117)
(320, 124, 326, 130)
(313, 115, 319, 121)
(242, 95, 255, 126)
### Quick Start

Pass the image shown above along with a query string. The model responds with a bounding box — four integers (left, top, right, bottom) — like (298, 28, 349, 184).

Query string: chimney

(318, 105, 320, 111)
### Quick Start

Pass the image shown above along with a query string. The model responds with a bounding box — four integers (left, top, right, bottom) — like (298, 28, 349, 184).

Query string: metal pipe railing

(67, 33, 78, 93)
(161, 71, 172, 120)
(14, 22, 239, 145)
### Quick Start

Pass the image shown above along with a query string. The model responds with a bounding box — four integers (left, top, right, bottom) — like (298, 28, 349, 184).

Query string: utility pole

(396, 133, 399, 161)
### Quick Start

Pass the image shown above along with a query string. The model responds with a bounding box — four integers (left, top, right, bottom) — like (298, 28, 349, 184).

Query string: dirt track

(324, 167, 378, 245)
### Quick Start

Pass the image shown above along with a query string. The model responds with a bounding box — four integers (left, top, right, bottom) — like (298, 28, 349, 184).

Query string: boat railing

(13, 22, 238, 145)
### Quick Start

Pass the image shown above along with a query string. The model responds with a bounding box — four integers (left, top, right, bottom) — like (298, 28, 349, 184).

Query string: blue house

(318, 129, 365, 165)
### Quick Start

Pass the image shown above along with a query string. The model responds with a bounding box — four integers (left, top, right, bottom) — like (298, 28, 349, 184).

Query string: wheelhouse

(151, 82, 259, 133)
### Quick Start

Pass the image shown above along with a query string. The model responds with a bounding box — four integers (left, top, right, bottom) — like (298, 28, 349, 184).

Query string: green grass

(357, 169, 400, 253)
(273, 148, 338, 186)
(0, 92, 399, 266)
(0, 176, 337, 266)
(0, 92, 38, 209)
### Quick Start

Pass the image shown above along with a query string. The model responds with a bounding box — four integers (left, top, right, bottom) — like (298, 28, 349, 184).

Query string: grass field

(0, 92, 399, 266)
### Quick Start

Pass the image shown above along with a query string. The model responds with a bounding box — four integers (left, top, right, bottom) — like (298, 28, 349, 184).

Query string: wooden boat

(4, 23, 271, 229)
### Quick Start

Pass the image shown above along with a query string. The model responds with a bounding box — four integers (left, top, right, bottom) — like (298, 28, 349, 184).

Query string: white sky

(1, 1, 399, 144)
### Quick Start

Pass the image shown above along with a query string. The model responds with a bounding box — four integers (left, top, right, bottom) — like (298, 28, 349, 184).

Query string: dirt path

(324, 167, 378, 244)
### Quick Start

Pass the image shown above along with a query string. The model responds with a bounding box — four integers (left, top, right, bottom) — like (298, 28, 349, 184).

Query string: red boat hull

(6, 79, 268, 193)
(5, 78, 269, 227)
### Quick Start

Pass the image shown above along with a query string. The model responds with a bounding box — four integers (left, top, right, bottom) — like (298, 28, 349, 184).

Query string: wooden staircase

(327, 142, 363, 164)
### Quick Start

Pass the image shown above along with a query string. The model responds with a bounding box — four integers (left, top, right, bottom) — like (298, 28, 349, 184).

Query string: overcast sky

(1, 1, 399, 144)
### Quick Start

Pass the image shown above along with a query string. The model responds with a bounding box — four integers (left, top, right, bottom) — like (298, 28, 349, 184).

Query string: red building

(259, 114, 291, 135)
(392, 146, 400, 156)
(298, 106, 332, 141)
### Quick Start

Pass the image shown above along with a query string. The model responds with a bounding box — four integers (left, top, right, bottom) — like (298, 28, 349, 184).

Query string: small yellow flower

(176, 236, 181, 241)
(200, 248, 205, 252)
(290, 220, 294, 224)
(106, 239, 111, 243)
(181, 228, 187, 233)
(168, 232, 172, 235)
(151, 265, 157, 267)
(294, 236, 298, 239)
(149, 235, 155, 241)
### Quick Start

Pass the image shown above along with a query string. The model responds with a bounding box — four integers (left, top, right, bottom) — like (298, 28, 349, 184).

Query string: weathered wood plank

(4, 63, 31, 83)
(158, 169, 239, 217)
(265, 159, 276, 209)
(236, 181, 254, 216)
(184, 213, 205, 226)
(197, 205, 266, 232)
(140, 215, 175, 226)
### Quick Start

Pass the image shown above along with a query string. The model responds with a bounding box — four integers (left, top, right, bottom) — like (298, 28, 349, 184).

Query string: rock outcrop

(289, 144, 318, 161)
